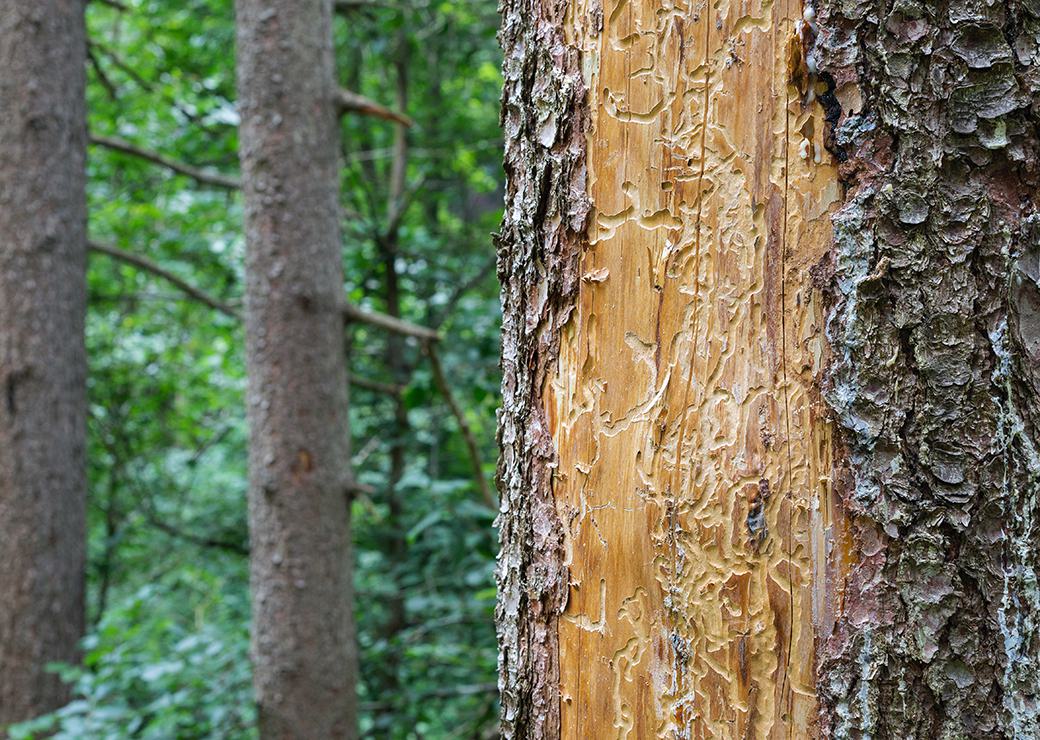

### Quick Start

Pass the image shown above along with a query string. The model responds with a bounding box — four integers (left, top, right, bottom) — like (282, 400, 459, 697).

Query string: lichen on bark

(813, 0, 1040, 736)
(495, 0, 590, 736)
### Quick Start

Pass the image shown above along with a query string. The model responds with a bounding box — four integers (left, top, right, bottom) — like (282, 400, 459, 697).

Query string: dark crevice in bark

(814, 0, 1040, 736)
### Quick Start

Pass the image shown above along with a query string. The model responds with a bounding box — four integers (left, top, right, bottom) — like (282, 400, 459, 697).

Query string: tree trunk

(496, 0, 1040, 737)
(0, 1, 88, 729)
(235, 1, 357, 737)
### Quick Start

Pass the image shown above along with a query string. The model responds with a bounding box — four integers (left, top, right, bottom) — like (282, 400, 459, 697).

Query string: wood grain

(545, 0, 853, 735)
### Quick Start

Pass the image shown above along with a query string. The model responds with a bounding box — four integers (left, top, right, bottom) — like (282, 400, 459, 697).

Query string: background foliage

(14, 0, 504, 737)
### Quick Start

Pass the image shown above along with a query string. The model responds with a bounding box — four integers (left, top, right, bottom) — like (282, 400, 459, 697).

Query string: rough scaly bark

(495, 0, 590, 734)
(235, 1, 358, 736)
(0, 0, 88, 728)
(815, 0, 1040, 736)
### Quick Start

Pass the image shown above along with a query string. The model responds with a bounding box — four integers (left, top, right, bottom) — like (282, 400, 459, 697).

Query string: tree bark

(816, 1, 1040, 736)
(235, 1, 357, 737)
(496, 0, 1040, 737)
(0, 1, 88, 729)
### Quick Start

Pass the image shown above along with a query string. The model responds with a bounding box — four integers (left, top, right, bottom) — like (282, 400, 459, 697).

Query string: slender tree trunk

(235, 1, 357, 737)
(496, 0, 1040, 737)
(0, 1, 88, 729)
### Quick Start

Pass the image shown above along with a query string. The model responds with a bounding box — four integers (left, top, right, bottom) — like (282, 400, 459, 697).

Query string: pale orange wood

(546, 0, 854, 736)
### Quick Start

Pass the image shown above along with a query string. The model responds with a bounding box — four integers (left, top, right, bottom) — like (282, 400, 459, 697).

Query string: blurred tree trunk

(496, 0, 1040, 737)
(0, 1, 88, 729)
(235, 1, 357, 737)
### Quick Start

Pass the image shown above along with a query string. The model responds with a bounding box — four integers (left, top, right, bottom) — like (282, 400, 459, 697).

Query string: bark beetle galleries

(548, 0, 847, 735)
(499, 0, 849, 736)
(497, 0, 1040, 737)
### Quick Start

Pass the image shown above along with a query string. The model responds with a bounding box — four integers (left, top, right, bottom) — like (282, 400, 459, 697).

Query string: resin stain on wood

(543, 0, 853, 736)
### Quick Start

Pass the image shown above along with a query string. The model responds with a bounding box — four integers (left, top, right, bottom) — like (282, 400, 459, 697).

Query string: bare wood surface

(547, 0, 853, 736)
(349, 374, 403, 396)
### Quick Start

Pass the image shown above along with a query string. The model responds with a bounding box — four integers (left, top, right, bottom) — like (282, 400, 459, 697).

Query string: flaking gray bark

(0, 1, 88, 729)
(495, 0, 590, 736)
(815, 0, 1040, 736)
(235, 1, 357, 736)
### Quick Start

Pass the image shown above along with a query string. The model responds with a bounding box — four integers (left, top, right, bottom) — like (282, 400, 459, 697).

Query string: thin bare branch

(145, 513, 249, 556)
(349, 374, 403, 396)
(352, 437, 382, 468)
(351, 481, 376, 497)
(89, 41, 155, 92)
(88, 240, 240, 319)
(335, 88, 413, 128)
(383, 176, 425, 245)
(342, 302, 440, 342)
(360, 683, 497, 713)
(89, 134, 241, 190)
(424, 342, 495, 509)
(334, 0, 400, 13)
(86, 46, 119, 101)
(92, 240, 439, 345)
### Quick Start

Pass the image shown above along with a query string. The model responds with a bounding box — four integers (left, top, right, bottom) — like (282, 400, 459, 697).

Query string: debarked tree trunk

(495, 0, 1040, 737)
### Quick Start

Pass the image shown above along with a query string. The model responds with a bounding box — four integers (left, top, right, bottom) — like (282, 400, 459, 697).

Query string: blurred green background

(12, 1, 504, 737)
